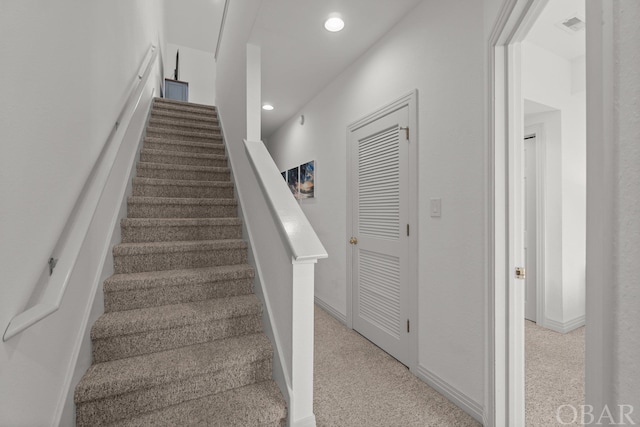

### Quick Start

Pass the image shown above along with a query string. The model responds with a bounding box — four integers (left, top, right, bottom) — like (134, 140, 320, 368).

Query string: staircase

(74, 98, 287, 426)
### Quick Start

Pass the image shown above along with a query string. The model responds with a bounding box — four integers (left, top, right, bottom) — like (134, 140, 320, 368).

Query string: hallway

(526, 321, 585, 426)
(313, 306, 480, 426)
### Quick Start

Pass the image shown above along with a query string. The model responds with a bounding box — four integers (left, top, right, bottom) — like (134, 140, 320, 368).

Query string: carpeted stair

(74, 98, 287, 426)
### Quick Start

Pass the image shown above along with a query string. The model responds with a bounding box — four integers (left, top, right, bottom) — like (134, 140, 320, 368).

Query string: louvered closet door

(351, 106, 409, 366)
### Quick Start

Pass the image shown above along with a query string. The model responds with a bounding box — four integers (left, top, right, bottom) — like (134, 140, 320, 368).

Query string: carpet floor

(526, 320, 585, 427)
(313, 307, 585, 426)
(313, 306, 481, 427)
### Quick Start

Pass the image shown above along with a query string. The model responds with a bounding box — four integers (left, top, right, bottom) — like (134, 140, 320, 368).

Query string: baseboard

(543, 315, 585, 334)
(291, 414, 317, 427)
(314, 296, 347, 325)
(415, 365, 484, 424)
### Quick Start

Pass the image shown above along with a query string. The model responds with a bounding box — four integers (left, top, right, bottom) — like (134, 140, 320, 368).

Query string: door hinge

(406, 224, 410, 236)
(399, 126, 409, 140)
(515, 267, 526, 279)
(407, 319, 410, 333)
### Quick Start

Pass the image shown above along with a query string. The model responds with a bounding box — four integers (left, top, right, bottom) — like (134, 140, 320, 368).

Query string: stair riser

(93, 314, 263, 363)
(136, 166, 229, 182)
(142, 141, 225, 155)
(114, 248, 248, 274)
(76, 358, 272, 427)
(146, 128, 221, 144)
(148, 119, 220, 133)
(153, 103, 217, 116)
(132, 183, 234, 199)
(104, 278, 254, 312)
(144, 132, 223, 145)
(151, 111, 219, 126)
(140, 152, 227, 167)
(121, 224, 242, 243)
(112, 381, 287, 427)
(127, 203, 237, 219)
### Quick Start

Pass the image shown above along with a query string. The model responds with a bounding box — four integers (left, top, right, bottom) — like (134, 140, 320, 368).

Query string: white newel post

(290, 259, 317, 427)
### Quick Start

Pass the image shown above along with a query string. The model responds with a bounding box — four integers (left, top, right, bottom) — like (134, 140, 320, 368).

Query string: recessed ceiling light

(262, 104, 274, 111)
(324, 17, 345, 32)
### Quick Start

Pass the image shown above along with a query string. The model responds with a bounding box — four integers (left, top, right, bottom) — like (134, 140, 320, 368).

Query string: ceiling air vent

(556, 15, 585, 34)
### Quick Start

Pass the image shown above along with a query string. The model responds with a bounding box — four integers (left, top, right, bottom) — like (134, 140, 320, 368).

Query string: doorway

(346, 90, 418, 370)
(489, 0, 587, 424)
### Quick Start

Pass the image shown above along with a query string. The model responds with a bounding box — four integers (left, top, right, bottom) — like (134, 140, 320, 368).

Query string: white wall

(586, 0, 640, 419)
(164, 43, 216, 106)
(522, 40, 586, 330)
(266, 0, 487, 416)
(610, 1, 640, 411)
(0, 2, 165, 425)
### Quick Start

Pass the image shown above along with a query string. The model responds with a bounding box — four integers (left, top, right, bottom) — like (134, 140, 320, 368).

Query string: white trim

(544, 315, 585, 335)
(415, 365, 484, 424)
(292, 415, 317, 427)
(314, 297, 347, 325)
(487, 0, 552, 425)
(524, 124, 547, 328)
(584, 1, 614, 414)
(345, 89, 419, 372)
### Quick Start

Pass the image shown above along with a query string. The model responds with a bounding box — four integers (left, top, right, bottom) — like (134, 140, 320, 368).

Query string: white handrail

(244, 139, 328, 262)
(3, 45, 159, 341)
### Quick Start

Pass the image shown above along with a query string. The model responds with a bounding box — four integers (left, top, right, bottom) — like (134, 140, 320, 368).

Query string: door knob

(349, 237, 358, 245)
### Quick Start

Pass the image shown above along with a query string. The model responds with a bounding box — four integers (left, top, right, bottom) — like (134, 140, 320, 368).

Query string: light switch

(430, 198, 441, 217)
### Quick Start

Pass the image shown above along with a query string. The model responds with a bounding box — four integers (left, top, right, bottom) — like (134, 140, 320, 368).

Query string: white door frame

(345, 90, 419, 372)
(487, 0, 551, 425)
(524, 123, 547, 327)
(491, 0, 613, 424)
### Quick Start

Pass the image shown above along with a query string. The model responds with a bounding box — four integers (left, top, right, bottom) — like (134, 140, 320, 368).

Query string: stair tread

(140, 148, 225, 160)
(112, 380, 286, 427)
(137, 162, 229, 173)
(146, 126, 221, 137)
(149, 117, 220, 131)
(75, 333, 271, 402)
(150, 110, 220, 123)
(104, 264, 254, 292)
(92, 294, 261, 339)
(128, 196, 237, 205)
(121, 217, 241, 227)
(113, 239, 247, 255)
(143, 137, 223, 149)
(132, 177, 233, 187)
(153, 98, 216, 111)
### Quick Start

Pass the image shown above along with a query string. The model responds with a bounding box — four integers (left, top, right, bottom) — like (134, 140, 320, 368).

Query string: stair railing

(3, 44, 159, 341)
(243, 138, 328, 426)
(244, 140, 327, 262)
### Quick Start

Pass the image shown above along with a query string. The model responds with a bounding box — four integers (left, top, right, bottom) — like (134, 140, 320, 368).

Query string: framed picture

(281, 170, 287, 181)
(287, 166, 299, 198)
(299, 160, 315, 199)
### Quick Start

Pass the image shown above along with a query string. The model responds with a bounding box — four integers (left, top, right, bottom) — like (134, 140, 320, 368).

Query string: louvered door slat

(358, 126, 400, 240)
